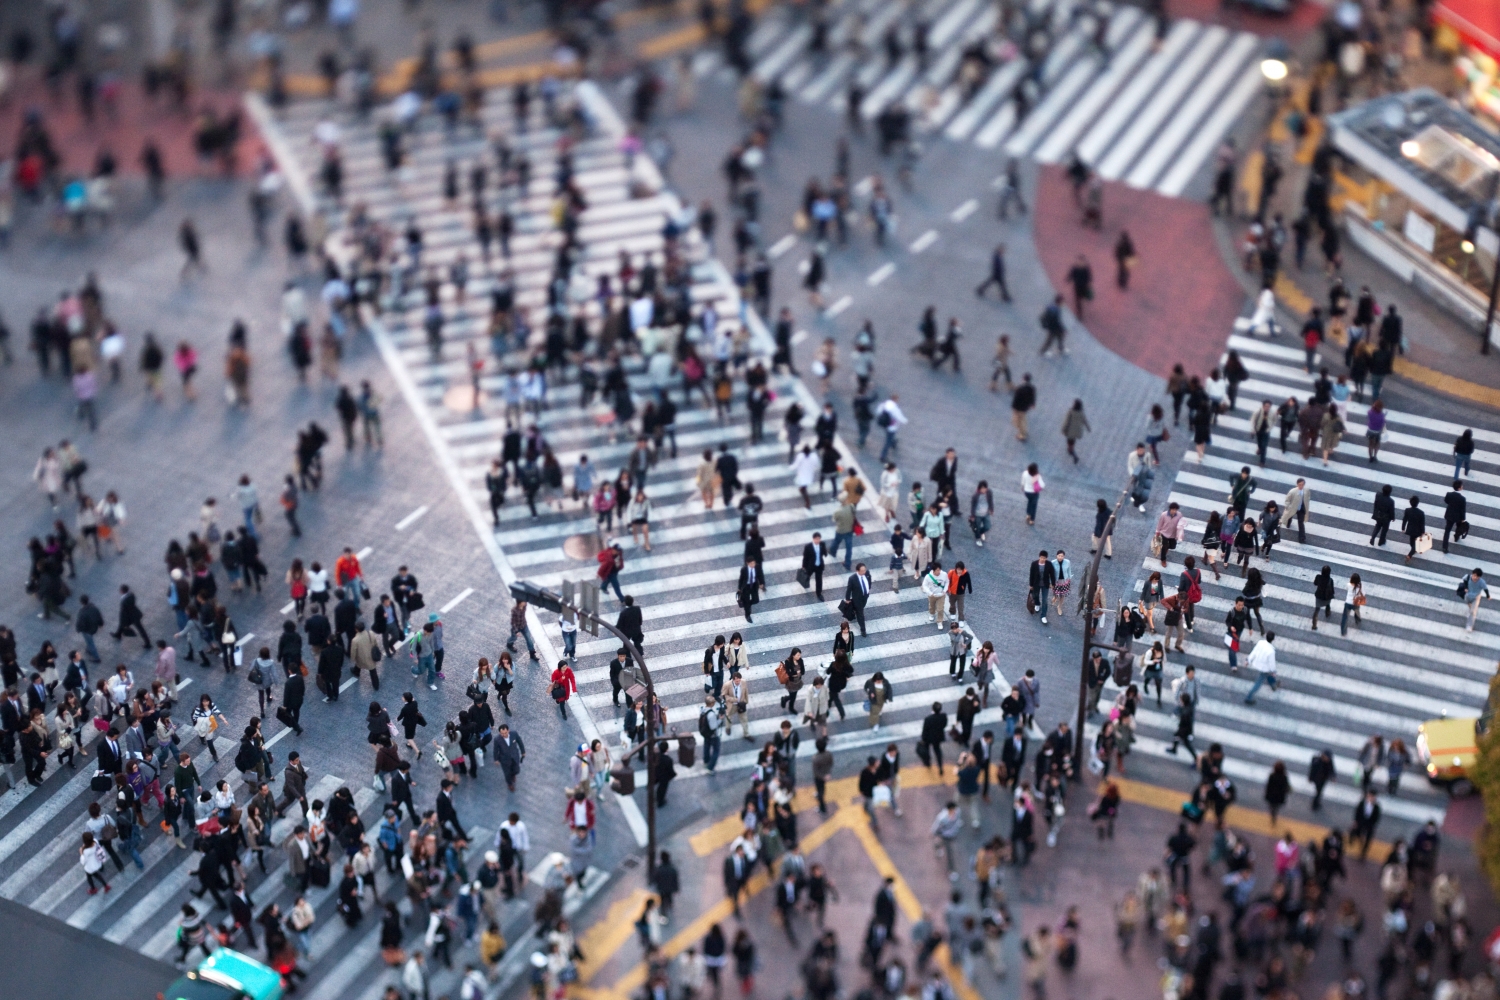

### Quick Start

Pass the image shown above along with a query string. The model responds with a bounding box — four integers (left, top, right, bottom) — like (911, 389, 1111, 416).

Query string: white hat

(485, 850, 499, 863)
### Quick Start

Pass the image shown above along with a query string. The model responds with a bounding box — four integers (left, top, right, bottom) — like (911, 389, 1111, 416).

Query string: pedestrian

(1350, 790, 1381, 860)
(1341, 573, 1365, 635)
(1459, 568, 1490, 632)
(1281, 478, 1311, 544)
(1243, 631, 1278, 704)
(1308, 749, 1335, 810)
(1060, 400, 1090, 463)
(1067, 257, 1093, 319)
(1114, 231, 1136, 289)
(1311, 565, 1336, 630)
(975, 244, 1011, 301)
(1021, 464, 1044, 525)
(1443, 480, 1467, 555)
(1401, 496, 1427, 563)
(1010, 375, 1036, 441)
(179, 218, 206, 278)
(1454, 429, 1475, 479)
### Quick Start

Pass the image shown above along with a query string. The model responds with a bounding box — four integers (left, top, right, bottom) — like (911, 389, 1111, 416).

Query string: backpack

(550, 680, 568, 703)
(698, 709, 713, 739)
(1185, 571, 1202, 604)
(876, 408, 892, 428)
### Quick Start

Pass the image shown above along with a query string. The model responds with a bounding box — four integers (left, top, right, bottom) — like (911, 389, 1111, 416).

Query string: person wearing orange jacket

(334, 546, 365, 610)
(946, 561, 972, 626)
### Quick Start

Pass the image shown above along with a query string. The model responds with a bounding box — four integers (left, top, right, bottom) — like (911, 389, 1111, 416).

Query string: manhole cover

(563, 533, 602, 560)
(442, 386, 483, 413)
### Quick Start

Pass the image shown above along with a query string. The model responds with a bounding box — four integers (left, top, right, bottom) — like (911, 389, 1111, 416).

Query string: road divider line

(908, 230, 938, 253)
(825, 295, 853, 317)
(280, 601, 295, 615)
(790, 329, 809, 345)
(440, 588, 476, 613)
(234, 633, 255, 648)
(356, 546, 374, 560)
(867, 263, 896, 286)
(395, 505, 430, 531)
(950, 198, 978, 222)
(767, 234, 797, 259)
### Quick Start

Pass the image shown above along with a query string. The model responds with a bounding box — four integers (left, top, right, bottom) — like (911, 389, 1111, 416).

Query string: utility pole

(1073, 484, 1134, 765)
(510, 580, 668, 882)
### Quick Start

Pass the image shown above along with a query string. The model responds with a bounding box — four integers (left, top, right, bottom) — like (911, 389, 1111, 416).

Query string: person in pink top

(1153, 502, 1186, 567)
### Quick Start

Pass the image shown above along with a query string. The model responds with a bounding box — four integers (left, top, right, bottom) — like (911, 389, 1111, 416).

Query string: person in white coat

(1247, 286, 1279, 337)
(792, 446, 820, 509)
(34, 448, 63, 507)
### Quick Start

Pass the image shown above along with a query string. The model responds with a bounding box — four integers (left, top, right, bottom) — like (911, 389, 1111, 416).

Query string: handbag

(407, 591, 425, 610)
(871, 785, 892, 806)
(1150, 534, 1163, 558)
(1415, 533, 1433, 554)
(1025, 591, 1037, 615)
(796, 567, 811, 589)
(774, 663, 789, 684)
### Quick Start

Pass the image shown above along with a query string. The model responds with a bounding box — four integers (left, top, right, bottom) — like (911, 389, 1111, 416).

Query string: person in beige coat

(349, 621, 381, 690)
(722, 669, 750, 740)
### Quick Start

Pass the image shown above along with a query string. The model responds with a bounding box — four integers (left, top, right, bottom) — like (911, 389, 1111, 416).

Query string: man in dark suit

(389, 761, 418, 823)
(972, 730, 996, 801)
(1001, 732, 1026, 789)
(304, 609, 333, 659)
(25, 673, 47, 714)
(608, 648, 631, 706)
(722, 844, 750, 916)
(715, 444, 740, 508)
(229, 883, 257, 949)
(494, 724, 525, 792)
(802, 533, 829, 600)
(1350, 789, 1382, 859)
(736, 559, 760, 623)
(1443, 480, 1467, 554)
(436, 779, 468, 841)
(872, 878, 897, 938)
(112, 584, 151, 648)
(278, 751, 308, 818)
(0, 689, 24, 763)
(842, 563, 872, 636)
(317, 642, 345, 703)
(97, 726, 125, 775)
(333, 588, 360, 654)
(929, 448, 959, 498)
(616, 596, 644, 654)
(282, 668, 306, 734)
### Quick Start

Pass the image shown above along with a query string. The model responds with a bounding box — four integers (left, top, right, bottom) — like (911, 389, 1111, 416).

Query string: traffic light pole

(1073, 485, 1134, 766)
(509, 582, 661, 882)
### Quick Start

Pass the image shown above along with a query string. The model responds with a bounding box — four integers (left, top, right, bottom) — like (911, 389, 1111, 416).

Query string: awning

(1436, 0, 1500, 60)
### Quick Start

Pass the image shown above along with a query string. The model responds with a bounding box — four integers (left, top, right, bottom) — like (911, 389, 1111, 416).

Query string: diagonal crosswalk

(270, 78, 1007, 801)
(1108, 333, 1497, 832)
(696, 0, 1267, 195)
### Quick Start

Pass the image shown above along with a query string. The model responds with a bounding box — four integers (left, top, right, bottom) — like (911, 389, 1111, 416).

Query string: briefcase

(796, 567, 811, 589)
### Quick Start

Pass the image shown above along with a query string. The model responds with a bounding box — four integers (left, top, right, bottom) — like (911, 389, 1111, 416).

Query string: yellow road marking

(601, 808, 859, 995)
(574, 888, 655, 983)
(1113, 776, 1392, 855)
(845, 814, 983, 1000)
(690, 767, 957, 856)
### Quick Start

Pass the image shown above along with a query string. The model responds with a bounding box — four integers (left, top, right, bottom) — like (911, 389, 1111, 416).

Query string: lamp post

(509, 580, 664, 881)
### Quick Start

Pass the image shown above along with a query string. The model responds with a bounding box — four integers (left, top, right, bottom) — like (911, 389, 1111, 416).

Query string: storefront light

(1401, 139, 1421, 158)
(1260, 58, 1288, 83)
(1463, 238, 1477, 254)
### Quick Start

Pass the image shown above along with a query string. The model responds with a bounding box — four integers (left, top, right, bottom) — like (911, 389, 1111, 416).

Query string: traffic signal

(609, 766, 635, 795)
(509, 581, 563, 613)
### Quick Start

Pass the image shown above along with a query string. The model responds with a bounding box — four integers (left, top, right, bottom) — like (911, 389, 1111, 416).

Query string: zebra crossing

(266, 80, 1010, 786)
(1110, 333, 1498, 833)
(0, 663, 598, 998)
(690, 0, 1266, 196)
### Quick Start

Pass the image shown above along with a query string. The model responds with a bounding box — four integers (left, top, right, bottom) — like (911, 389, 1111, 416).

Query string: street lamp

(509, 580, 673, 882)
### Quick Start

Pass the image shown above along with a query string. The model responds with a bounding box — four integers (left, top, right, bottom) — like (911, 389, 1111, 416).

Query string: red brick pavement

(0, 74, 257, 178)
(1033, 164, 1248, 382)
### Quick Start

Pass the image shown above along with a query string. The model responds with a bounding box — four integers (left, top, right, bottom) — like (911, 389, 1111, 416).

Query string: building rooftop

(1328, 88, 1500, 217)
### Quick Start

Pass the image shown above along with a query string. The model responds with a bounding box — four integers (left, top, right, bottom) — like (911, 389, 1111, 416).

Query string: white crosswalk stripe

(691, 0, 1265, 196)
(270, 76, 1007, 804)
(1121, 334, 1495, 833)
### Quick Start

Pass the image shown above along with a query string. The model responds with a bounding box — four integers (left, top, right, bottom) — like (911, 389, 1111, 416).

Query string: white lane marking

(440, 587, 476, 613)
(853, 175, 874, 197)
(280, 601, 296, 614)
(768, 234, 797, 259)
(395, 504, 430, 530)
(867, 263, 896, 286)
(265, 725, 294, 749)
(339, 676, 358, 692)
(234, 632, 255, 647)
(825, 295, 854, 317)
(356, 546, 374, 560)
(949, 199, 978, 222)
(791, 329, 809, 345)
(909, 229, 939, 253)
